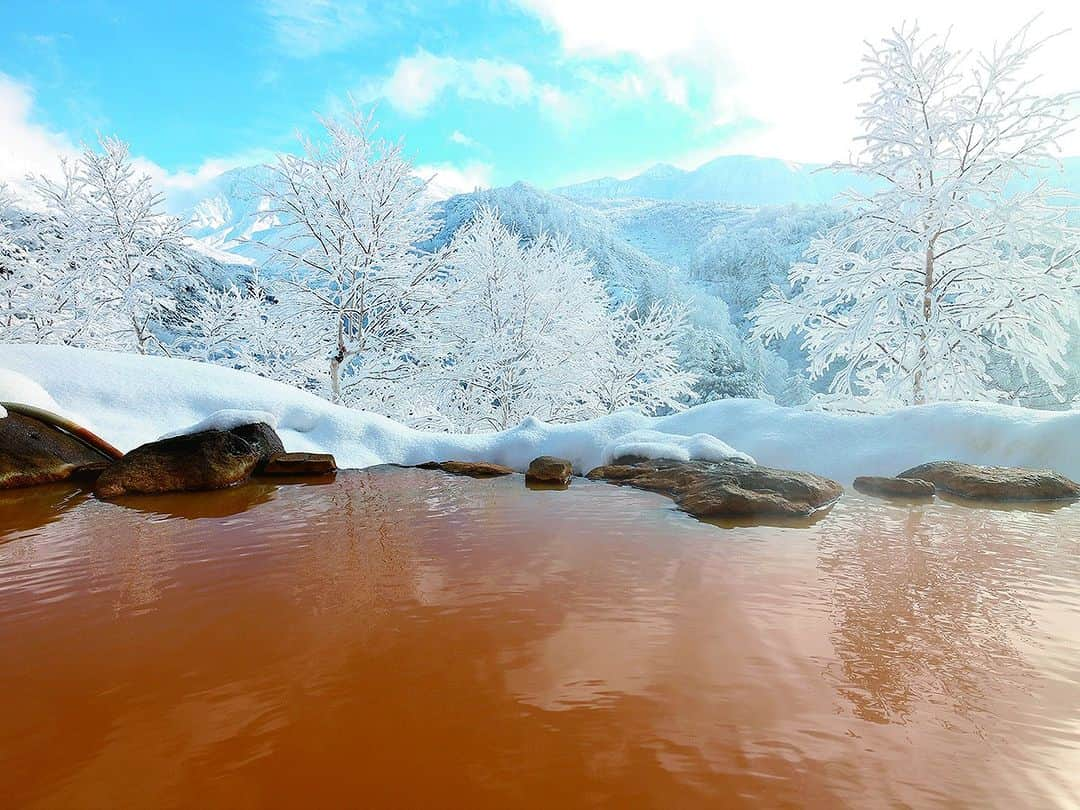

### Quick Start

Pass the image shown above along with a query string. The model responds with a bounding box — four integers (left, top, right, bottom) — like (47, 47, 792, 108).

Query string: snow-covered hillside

(428, 182, 679, 298)
(174, 154, 1080, 407)
(3, 344, 1078, 483)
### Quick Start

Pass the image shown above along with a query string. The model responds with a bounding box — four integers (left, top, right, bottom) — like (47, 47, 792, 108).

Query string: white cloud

(133, 150, 279, 213)
(576, 66, 688, 108)
(371, 50, 537, 116)
(414, 161, 493, 201)
(262, 0, 370, 58)
(363, 50, 579, 130)
(0, 74, 77, 196)
(450, 130, 476, 147)
(0, 73, 267, 211)
(517, 0, 1080, 160)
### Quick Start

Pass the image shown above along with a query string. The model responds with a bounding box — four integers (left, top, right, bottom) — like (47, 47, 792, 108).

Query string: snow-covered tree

(432, 205, 611, 430)
(175, 269, 296, 375)
(251, 107, 446, 411)
(0, 185, 39, 342)
(29, 138, 194, 353)
(595, 300, 696, 414)
(752, 22, 1080, 405)
(689, 341, 767, 402)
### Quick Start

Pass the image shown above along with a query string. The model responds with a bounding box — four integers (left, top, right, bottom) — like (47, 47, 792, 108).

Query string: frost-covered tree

(252, 107, 446, 411)
(752, 22, 1080, 405)
(433, 206, 611, 430)
(431, 207, 697, 430)
(0, 185, 39, 342)
(176, 269, 299, 376)
(595, 300, 696, 414)
(29, 138, 193, 353)
(689, 342, 767, 402)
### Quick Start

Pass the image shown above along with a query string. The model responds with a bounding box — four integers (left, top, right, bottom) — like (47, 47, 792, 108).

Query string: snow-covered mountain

(556, 156, 876, 205)
(180, 166, 285, 268)
(182, 154, 1080, 274)
(427, 182, 682, 298)
(556, 153, 1080, 206)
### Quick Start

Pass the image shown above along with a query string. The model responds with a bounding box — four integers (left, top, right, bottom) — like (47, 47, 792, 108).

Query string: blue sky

(2, 1, 1076, 202)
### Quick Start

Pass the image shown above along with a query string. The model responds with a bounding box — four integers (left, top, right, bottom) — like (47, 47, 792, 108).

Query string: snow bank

(0, 367, 65, 415)
(602, 430, 754, 465)
(2, 344, 1078, 483)
(159, 409, 278, 440)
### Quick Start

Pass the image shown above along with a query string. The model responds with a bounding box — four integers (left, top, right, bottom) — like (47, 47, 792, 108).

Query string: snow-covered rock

(2, 344, 1078, 483)
(159, 409, 278, 440)
(602, 430, 753, 466)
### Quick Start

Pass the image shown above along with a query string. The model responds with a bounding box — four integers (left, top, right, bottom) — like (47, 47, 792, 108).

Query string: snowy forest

(2, 22, 1078, 430)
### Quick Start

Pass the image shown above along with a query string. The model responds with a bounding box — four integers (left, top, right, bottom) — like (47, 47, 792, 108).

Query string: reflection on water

(0, 483, 89, 540)
(1, 470, 1078, 809)
(110, 481, 280, 520)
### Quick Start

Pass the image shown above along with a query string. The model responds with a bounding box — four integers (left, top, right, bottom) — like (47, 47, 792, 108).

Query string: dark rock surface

(853, 475, 936, 499)
(897, 461, 1080, 502)
(526, 456, 573, 485)
(417, 460, 515, 478)
(586, 458, 843, 519)
(94, 423, 285, 498)
(1, 411, 111, 490)
(229, 423, 285, 470)
(262, 452, 337, 476)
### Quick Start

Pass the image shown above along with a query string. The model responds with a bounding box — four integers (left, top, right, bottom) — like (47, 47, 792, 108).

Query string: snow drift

(2, 344, 1078, 483)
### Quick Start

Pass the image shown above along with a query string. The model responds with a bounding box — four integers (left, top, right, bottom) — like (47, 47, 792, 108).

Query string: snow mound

(159, 409, 278, 440)
(602, 430, 754, 465)
(2, 344, 1078, 484)
(0, 367, 65, 414)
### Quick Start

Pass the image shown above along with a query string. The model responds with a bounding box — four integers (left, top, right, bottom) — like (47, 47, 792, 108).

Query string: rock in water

(587, 458, 843, 519)
(897, 461, 1080, 502)
(416, 460, 515, 478)
(1, 412, 111, 489)
(229, 423, 285, 468)
(853, 475, 936, 499)
(262, 452, 337, 476)
(526, 456, 573, 485)
(94, 423, 285, 498)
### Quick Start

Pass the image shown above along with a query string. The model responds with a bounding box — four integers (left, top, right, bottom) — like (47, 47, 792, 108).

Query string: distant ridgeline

(172, 155, 1080, 409)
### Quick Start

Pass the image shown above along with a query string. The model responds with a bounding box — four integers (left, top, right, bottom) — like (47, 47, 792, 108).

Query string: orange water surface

(1, 468, 1079, 808)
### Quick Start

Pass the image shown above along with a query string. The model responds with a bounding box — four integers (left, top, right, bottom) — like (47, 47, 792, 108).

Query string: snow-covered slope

(179, 166, 283, 268)
(427, 182, 680, 297)
(3, 344, 1077, 483)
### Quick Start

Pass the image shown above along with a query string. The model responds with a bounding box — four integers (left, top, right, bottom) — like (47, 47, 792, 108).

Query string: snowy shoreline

(2, 343, 1078, 484)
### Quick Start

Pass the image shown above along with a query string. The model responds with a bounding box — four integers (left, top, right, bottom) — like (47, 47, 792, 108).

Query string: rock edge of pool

(3, 404, 1079, 525)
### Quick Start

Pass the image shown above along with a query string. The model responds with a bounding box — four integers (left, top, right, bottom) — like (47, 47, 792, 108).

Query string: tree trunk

(915, 243, 935, 405)
(330, 312, 346, 405)
(330, 354, 343, 404)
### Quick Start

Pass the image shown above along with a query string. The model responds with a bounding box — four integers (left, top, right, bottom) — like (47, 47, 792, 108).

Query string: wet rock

(229, 422, 285, 470)
(586, 458, 843, 519)
(70, 461, 111, 483)
(262, 452, 337, 476)
(94, 423, 285, 498)
(853, 475, 936, 499)
(526, 456, 573, 486)
(1, 411, 111, 490)
(417, 460, 515, 478)
(897, 461, 1080, 502)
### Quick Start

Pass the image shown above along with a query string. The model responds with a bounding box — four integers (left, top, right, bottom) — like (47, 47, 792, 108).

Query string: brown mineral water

(1, 469, 1079, 808)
